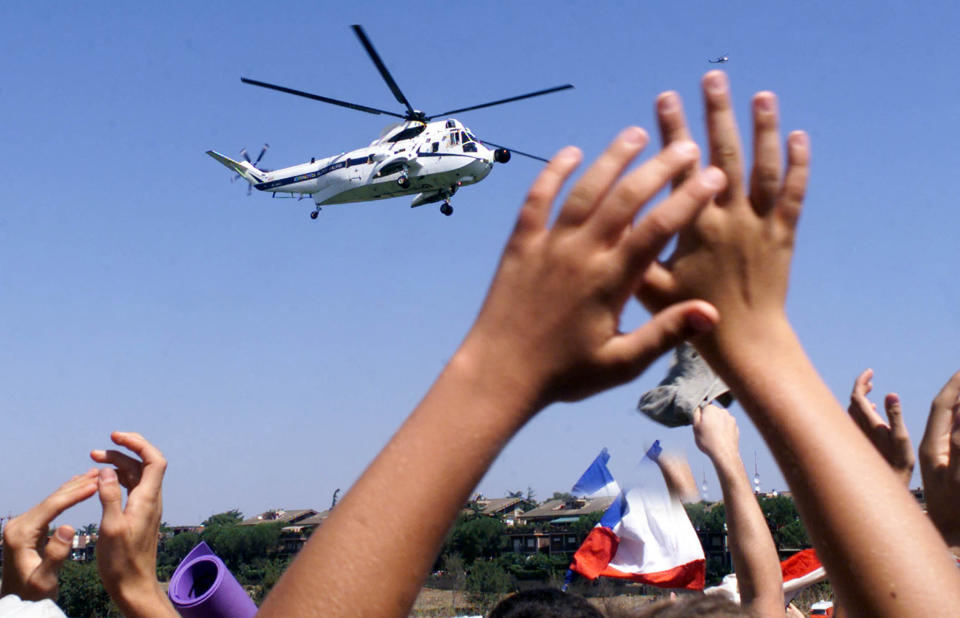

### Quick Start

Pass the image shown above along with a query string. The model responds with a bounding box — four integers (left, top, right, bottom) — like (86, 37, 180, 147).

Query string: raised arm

(919, 371, 960, 557)
(847, 368, 915, 487)
(693, 404, 783, 616)
(91, 431, 179, 618)
(639, 72, 960, 616)
(1, 471, 98, 603)
(258, 130, 728, 617)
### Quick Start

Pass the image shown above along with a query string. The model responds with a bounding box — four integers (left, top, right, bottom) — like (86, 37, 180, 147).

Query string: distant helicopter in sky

(207, 25, 573, 219)
(708, 54, 730, 64)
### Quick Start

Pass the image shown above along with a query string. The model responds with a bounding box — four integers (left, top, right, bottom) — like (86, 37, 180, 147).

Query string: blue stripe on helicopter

(255, 153, 482, 191)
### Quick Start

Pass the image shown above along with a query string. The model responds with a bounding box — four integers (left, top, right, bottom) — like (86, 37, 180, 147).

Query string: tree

(444, 514, 505, 565)
(156, 530, 202, 581)
(466, 559, 512, 609)
(78, 522, 99, 536)
(58, 561, 118, 617)
(551, 492, 575, 502)
(202, 509, 244, 527)
(201, 522, 282, 574)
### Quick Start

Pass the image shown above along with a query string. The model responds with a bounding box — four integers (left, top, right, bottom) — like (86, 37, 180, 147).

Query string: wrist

(111, 580, 173, 618)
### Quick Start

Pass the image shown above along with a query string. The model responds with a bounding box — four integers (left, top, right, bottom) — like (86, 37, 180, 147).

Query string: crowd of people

(3, 70, 959, 617)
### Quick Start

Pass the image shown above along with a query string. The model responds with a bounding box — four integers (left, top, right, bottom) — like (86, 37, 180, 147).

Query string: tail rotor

(233, 143, 270, 195)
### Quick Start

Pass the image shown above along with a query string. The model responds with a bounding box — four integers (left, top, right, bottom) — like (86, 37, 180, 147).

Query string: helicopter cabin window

(449, 132, 460, 145)
(375, 161, 406, 178)
(432, 142, 439, 152)
(387, 124, 427, 143)
(445, 120, 457, 128)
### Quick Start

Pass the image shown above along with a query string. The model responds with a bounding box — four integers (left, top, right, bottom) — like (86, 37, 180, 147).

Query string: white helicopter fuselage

(214, 117, 498, 212)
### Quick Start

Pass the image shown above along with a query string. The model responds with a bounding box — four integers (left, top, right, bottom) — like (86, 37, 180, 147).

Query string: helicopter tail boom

(206, 150, 266, 184)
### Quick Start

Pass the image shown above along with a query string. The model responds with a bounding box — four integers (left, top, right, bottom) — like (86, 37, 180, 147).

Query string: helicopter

(708, 54, 729, 63)
(207, 25, 573, 219)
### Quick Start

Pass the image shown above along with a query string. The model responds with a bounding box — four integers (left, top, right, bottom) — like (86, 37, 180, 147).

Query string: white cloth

(0, 595, 67, 618)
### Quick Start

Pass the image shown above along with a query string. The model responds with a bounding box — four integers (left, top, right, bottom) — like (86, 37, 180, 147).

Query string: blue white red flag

(568, 442, 706, 589)
(571, 448, 621, 498)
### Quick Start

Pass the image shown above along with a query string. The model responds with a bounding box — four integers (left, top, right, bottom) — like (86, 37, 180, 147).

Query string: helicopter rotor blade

(241, 148, 252, 164)
(478, 139, 550, 163)
(351, 25, 417, 119)
(428, 84, 574, 119)
(240, 77, 406, 119)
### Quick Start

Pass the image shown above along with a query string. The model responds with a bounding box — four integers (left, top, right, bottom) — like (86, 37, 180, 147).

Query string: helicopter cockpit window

(445, 120, 457, 129)
(450, 132, 460, 145)
(463, 142, 477, 153)
(460, 131, 472, 143)
(387, 124, 427, 143)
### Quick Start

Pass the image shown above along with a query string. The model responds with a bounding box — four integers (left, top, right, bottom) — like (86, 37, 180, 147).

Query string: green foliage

(497, 551, 568, 581)
(57, 561, 119, 617)
(445, 514, 506, 565)
(245, 556, 291, 604)
(201, 522, 282, 574)
(442, 552, 467, 589)
(758, 495, 810, 549)
(202, 509, 244, 527)
(684, 501, 726, 533)
(466, 558, 512, 609)
(551, 492, 575, 502)
(157, 531, 202, 581)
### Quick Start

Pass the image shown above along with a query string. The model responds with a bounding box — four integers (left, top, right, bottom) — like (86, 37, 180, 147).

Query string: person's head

(634, 593, 748, 617)
(488, 588, 604, 618)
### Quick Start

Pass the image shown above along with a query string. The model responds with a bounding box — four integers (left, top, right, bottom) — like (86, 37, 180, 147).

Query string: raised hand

(0, 470, 98, 601)
(847, 368, 915, 486)
(639, 71, 809, 342)
(91, 431, 178, 617)
(465, 129, 727, 407)
(919, 371, 960, 552)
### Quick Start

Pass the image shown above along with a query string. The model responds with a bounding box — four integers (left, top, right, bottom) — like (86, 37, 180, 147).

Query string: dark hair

(488, 588, 605, 618)
(635, 594, 748, 617)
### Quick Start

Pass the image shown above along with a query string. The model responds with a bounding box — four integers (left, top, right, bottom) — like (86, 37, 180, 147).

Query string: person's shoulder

(0, 595, 68, 618)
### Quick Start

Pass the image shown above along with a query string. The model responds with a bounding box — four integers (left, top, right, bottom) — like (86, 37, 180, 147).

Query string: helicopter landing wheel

(440, 202, 453, 216)
(397, 176, 410, 189)
(310, 210, 319, 220)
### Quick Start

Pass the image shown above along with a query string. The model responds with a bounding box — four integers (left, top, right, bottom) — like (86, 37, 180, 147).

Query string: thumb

(610, 300, 718, 377)
(949, 408, 960, 485)
(34, 525, 74, 593)
(97, 467, 125, 526)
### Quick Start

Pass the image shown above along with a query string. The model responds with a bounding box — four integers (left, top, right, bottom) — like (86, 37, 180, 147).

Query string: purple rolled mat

(168, 541, 258, 618)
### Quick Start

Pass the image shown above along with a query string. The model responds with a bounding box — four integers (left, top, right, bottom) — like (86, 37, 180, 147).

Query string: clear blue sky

(3, 2, 960, 527)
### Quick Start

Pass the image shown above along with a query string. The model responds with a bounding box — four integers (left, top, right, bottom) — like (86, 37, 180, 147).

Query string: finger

(21, 473, 98, 532)
(636, 262, 679, 313)
(513, 146, 582, 235)
(91, 449, 142, 490)
(656, 92, 698, 189)
(775, 131, 810, 227)
(109, 431, 167, 497)
(748, 92, 783, 215)
(849, 390, 885, 434)
(920, 371, 960, 465)
(702, 71, 745, 205)
(34, 525, 75, 593)
(852, 368, 874, 397)
(554, 127, 648, 230)
(97, 467, 126, 529)
(587, 140, 700, 241)
(622, 166, 726, 274)
(950, 408, 960, 484)
(602, 300, 719, 381)
(884, 393, 911, 443)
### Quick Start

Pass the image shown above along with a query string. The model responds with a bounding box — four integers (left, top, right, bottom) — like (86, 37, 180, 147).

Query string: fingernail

(56, 527, 74, 542)
(686, 311, 715, 334)
(754, 94, 775, 113)
(658, 93, 678, 113)
(100, 468, 118, 484)
(701, 167, 726, 190)
(672, 140, 698, 157)
(622, 126, 648, 145)
(555, 146, 581, 161)
(705, 71, 728, 95)
(789, 131, 808, 148)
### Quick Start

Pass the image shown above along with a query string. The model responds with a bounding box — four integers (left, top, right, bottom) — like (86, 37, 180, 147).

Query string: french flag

(569, 443, 706, 589)
(571, 448, 621, 498)
(704, 548, 826, 604)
